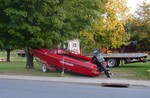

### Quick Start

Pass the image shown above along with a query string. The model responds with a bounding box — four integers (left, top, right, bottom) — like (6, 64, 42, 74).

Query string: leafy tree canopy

(0, 0, 103, 64)
(0, 0, 101, 49)
(80, 0, 131, 54)
(126, 1, 150, 51)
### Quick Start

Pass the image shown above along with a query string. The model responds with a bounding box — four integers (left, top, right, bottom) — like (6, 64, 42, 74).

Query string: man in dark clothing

(92, 49, 111, 78)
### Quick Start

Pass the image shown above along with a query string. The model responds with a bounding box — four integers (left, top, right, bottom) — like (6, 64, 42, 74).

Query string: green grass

(0, 61, 150, 79)
(0, 62, 70, 77)
(110, 61, 150, 80)
(0, 51, 150, 79)
(0, 51, 71, 77)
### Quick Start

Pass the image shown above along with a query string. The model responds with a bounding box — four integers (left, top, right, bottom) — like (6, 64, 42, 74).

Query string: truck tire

(42, 63, 48, 72)
(106, 58, 118, 68)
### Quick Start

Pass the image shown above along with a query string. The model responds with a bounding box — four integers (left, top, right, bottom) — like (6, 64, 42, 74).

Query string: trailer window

(73, 43, 77, 47)
(64, 43, 68, 49)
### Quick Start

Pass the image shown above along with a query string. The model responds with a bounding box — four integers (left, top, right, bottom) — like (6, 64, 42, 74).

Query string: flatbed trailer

(102, 53, 148, 67)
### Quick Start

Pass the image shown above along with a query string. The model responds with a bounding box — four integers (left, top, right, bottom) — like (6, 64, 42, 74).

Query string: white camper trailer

(63, 39, 80, 54)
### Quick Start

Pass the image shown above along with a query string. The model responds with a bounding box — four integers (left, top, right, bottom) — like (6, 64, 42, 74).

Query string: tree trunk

(26, 48, 34, 69)
(6, 50, 11, 62)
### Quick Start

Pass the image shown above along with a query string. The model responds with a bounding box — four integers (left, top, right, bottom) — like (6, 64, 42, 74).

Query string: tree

(79, 0, 106, 54)
(126, 1, 150, 51)
(0, 0, 102, 68)
(0, 37, 17, 62)
(101, 0, 130, 48)
(0, 1, 19, 62)
(80, 0, 130, 54)
(80, 30, 96, 54)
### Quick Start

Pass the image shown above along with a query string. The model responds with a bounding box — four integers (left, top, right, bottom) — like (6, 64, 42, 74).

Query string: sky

(126, 0, 150, 13)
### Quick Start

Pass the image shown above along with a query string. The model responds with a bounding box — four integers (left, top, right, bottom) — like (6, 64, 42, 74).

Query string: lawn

(110, 55, 150, 80)
(0, 62, 70, 77)
(110, 61, 150, 80)
(0, 51, 69, 77)
(0, 51, 150, 80)
(0, 60, 150, 80)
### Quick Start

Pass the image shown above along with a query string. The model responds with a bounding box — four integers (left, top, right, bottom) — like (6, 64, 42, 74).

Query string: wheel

(106, 59, 118, 68)
(42, 63, 48, 72)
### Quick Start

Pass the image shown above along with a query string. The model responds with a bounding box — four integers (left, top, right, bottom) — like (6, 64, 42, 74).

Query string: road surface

(0, 79, 150, 98)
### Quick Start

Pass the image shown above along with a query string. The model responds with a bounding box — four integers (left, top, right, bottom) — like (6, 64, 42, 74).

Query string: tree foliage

(0, 1, 19, 61)
(0, 0, 102, 66)
(126, 1, 150, 51)
(0, 0, 100, 48)
(79, 0, 106, 53)
(80, 0, 130, 54)
(101, 0, 130, 48)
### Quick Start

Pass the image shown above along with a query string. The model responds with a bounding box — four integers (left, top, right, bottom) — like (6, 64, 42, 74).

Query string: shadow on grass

(119, 65, 148, 68)
(118, 62, 150, 69)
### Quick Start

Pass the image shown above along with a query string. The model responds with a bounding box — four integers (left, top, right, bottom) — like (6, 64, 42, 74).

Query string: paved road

(0, 79, 150, 98)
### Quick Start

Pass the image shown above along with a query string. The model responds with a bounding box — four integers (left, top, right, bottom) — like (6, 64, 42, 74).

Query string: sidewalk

(0, 74, 150, 87)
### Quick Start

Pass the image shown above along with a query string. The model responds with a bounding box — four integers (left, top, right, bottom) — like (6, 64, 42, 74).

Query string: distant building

(16, 50, 26, 57)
